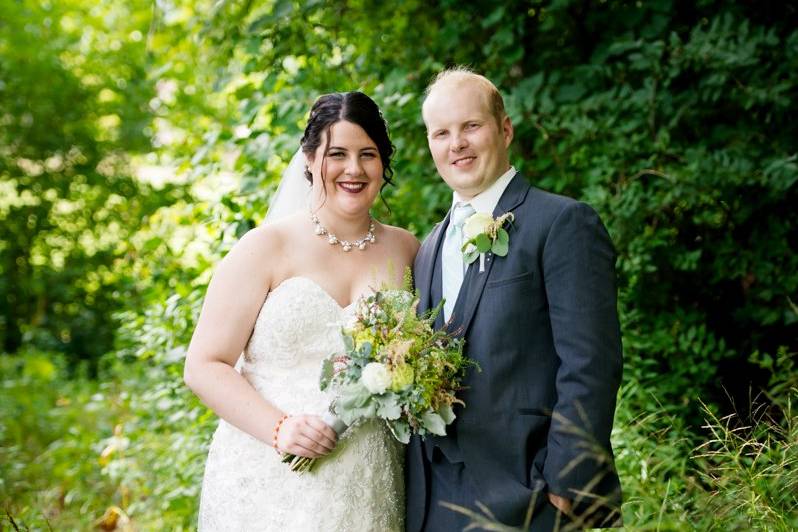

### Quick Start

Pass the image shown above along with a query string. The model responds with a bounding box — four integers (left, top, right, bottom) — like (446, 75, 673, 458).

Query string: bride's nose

(344, 156, 364, 177)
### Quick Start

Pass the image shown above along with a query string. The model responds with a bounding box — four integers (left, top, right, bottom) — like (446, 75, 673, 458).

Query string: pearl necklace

(311, 213, 376, 252)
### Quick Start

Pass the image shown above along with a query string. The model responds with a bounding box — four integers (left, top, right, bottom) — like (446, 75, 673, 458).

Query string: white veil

(264, 148, 312, 224)
(235, 148, 310, 372)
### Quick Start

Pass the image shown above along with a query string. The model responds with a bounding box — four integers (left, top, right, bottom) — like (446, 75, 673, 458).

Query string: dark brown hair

(300, 92, 395, 196)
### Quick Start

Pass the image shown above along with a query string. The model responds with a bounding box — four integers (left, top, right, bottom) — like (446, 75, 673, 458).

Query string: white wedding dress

(198, 277, 404, 531)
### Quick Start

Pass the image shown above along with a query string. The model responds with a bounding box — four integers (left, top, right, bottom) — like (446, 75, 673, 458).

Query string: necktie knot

(451, 203, 475, 229)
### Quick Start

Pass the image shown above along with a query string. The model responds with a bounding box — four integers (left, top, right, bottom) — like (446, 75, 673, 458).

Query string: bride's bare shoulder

(231, 213, 304, 258)
(379, 223, 420, 257)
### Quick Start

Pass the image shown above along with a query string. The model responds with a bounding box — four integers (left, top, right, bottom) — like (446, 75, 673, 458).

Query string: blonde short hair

(423, 66, 507, 125)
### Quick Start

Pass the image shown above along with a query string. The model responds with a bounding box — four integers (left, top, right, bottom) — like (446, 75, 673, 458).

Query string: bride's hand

(276, 415, 338, 458)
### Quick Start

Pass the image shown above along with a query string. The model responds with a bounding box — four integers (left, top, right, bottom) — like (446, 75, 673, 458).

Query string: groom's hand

(276, 414, 338, 458)
(547, 493, 572, 514)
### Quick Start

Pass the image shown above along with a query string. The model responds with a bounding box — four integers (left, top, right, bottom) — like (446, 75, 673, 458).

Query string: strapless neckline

(271, 276, 359, 311)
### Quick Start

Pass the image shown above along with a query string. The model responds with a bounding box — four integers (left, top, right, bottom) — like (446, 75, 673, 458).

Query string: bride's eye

(328, 151, 346, 158)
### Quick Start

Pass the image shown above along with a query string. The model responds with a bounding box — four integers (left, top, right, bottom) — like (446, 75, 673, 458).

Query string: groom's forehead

(423, 84, 492, 125)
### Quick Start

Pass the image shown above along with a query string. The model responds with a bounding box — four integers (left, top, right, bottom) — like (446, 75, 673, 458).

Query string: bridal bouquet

(282, 286, 474, 473)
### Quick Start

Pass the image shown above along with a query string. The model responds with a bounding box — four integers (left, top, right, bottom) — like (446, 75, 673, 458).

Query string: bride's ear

(304, 154, 314, 180)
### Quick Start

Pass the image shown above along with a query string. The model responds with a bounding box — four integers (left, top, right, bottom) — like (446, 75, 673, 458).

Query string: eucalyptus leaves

(461, 211, 515, 265)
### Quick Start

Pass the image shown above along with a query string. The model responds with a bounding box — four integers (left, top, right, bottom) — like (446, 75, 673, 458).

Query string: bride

(183, 92, 419, 531)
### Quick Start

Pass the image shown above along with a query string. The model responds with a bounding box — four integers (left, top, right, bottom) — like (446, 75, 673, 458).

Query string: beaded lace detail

(198, 277, 404, 531)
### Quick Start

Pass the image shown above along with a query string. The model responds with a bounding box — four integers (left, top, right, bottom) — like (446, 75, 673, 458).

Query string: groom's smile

(451, 155, 476, 168)
(423, 82, 513, 200)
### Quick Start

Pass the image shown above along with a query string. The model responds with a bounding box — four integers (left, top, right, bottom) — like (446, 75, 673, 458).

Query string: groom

(407, 68, 623, 531)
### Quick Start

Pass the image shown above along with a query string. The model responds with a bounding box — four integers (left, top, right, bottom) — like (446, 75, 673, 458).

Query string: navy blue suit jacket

(406, 174, 623, 530)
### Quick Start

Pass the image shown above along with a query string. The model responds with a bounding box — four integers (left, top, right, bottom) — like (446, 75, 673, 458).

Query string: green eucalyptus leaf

(437, 404, 456, 425)
(319, 357, 334, 391)
(375, 393, 402, 420)
(492, 238, 509, 256)
(475, 233, 492, 253)
(388, 419, 411, 444)
(421, 410, 447, 436)
(497, 228, 509, 245)
(463, 248, 480, 264)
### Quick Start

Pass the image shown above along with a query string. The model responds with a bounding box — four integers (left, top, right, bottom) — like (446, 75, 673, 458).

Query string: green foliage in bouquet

(319, 286, 474, 445)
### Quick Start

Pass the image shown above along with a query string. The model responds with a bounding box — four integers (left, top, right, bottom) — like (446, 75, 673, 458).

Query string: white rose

(360, 362, 392, 394)
(462, 212, 494, 241)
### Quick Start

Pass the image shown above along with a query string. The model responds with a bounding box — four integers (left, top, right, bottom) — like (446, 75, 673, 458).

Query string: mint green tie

(442, 203, 475, 322)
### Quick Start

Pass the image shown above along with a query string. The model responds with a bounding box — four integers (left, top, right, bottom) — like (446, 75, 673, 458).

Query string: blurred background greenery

(1, 0, 796, 529)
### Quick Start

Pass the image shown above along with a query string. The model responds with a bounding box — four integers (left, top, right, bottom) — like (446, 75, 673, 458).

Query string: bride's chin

(331, 199, 376, 217)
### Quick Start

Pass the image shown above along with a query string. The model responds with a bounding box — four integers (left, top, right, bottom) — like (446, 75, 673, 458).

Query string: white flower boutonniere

(461, 211, 515, 272)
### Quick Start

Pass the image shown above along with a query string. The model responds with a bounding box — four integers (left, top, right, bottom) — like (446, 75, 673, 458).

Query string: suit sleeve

(540, 201, 623, 501)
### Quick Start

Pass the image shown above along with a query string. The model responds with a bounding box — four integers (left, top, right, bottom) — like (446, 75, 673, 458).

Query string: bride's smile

(308, 120, 384, 218)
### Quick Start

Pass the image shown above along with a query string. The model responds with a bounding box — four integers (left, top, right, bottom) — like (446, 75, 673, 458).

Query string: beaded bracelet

(272, 414, 290, 454)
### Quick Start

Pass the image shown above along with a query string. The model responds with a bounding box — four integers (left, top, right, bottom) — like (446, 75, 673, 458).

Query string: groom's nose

(450, 131, 468, 152)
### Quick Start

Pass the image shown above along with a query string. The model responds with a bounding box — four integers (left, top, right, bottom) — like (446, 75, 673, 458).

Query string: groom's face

(423, 83, 513, 200)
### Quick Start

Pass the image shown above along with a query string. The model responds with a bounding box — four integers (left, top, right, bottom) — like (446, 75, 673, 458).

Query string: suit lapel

(416, 213, 450, 314)
(446, 174, 530, 338)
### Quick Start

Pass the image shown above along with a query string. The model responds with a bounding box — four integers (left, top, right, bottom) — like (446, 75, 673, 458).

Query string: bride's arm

(183, 227, 336, 457)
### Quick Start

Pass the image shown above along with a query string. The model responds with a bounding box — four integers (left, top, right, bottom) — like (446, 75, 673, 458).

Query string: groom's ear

(502, 115, 514, 147)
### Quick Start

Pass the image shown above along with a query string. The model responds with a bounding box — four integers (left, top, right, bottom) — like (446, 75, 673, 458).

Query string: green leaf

(375, 394, 402, 420)
(475, 233, 492, 253)
(463, 248, 480, 264)
(497, 228, 509, 245)
(387, 419, 411, 444)
(492, 238, 509, 256)
(421, 410, 447, 436)
(319, 357, 333, 391)
(338, 382, 371, 410)
(491, 228, 510, 256)
(342, 333, 354, 352)
(437, 404, 455, 425)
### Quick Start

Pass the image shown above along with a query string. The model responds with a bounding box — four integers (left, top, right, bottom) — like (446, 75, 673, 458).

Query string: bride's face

(307, 120, 384, 217)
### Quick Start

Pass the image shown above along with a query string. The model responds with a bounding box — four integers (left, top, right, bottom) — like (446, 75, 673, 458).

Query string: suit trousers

(422, 446, 575, 532)
(422, 447, 479, 531)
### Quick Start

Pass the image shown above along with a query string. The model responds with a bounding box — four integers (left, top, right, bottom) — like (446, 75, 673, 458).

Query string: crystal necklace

(311, 212, 376, 252)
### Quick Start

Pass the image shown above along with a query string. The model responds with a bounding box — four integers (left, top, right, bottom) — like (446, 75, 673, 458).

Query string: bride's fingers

(299, 426, 336, 452)
(302, 420, 337, 449)
(305, 417, 338, 444)
(285, 441, 321, 458)
(294, 434, 332, 456)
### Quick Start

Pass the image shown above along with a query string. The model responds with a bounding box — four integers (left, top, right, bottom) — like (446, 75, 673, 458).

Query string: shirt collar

(451, 166, 517, 215)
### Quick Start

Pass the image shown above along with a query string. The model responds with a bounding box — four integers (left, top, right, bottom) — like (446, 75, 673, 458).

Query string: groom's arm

(539, 201, 623, 508)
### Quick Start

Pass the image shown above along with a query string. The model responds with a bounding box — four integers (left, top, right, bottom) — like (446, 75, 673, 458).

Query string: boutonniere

(461, 211, 515, 272)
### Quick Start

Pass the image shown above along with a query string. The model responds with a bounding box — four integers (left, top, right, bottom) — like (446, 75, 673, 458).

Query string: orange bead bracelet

(272, 414, 290, 454)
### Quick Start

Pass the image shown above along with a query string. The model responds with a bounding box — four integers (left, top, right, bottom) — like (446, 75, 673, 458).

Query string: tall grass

(2, 351, 796, 530)
(447, 383, 798, 530)
(0, 351, 212, 530)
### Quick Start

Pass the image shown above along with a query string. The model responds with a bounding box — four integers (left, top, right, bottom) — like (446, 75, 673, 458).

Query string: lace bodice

(198, 277, 404, 531)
